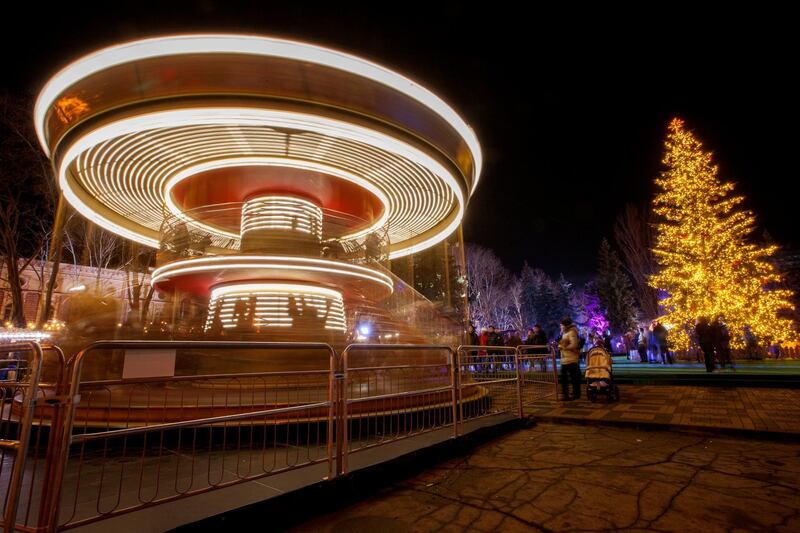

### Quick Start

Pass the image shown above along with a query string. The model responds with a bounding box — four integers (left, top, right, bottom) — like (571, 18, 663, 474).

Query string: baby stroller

(585, 346, 620, 402)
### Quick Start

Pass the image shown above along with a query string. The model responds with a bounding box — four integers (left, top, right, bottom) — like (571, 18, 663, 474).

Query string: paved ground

(289, 423, 800, 532)
(525, 385, 800, 434)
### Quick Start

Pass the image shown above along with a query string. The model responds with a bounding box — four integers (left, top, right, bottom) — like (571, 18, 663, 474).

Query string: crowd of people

(466, 323, 549, 352)
(467, 314, 734, 389)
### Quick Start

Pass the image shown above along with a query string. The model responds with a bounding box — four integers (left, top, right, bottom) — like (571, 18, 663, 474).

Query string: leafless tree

(0, 93, 57, 326)
(507, 276, 525, 332)
(90, 226, 122, 289)
(614, 203, 659, 320)
(123, 240, 155, 331)
(465, 244, 512, 329)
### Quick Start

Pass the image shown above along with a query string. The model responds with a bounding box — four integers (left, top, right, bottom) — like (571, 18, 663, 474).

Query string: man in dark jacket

(652, 321, 672, 364)
(695, 317, 716, 372)
(524, 325, 548, 353)
(467, 324, 479, 346)
(487, 326, 504, 355)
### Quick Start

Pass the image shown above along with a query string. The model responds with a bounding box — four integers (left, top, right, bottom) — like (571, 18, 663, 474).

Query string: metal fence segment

(455, 345, 521, 436)
(516, 344, 559, 405)
(0, 340, 546, 532)
(339, 344, 456, 475)
(45, 341, 337, 531)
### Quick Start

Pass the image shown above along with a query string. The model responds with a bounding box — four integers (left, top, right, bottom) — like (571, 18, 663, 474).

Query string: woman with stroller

(558, 317, 581, 401)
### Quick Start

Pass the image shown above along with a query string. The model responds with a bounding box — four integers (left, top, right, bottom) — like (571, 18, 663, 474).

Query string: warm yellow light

(649, 118, 796, 349)
(34, 34, 481, 192)
(162, 157, 392, 242)
(151, 255, 394, 293)
(54, 96, 89, 123)
(240, 195, 323, 239)
(206, 282, 346, 331)
(57, 107, 466, 257)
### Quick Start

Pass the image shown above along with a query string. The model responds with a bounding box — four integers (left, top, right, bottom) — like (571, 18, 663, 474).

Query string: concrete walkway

(289, 422, 800, 532)
(526, 385, 800, 435)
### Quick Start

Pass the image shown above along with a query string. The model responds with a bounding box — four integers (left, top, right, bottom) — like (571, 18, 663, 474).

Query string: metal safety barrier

(46, 341, 337, 531)
(0, 340, 562, 532)
(455, 346, 521, 434)
(517, 344, 559, 405)
(339, 344, 456, 475)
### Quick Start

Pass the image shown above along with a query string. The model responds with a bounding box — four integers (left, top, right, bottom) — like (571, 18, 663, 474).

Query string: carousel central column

(205, 194, 346, 334)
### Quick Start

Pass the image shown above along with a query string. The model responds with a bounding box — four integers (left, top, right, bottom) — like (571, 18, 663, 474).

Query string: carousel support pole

(443, 238, 452, 308)
(457, 224, 470, 342)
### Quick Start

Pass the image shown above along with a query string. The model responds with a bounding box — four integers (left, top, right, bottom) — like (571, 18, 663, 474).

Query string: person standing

(603, 329, 613, 353)
(557, 317, 581, 401)
(467, 324, 479, 346)
(525, 325, 549, 371)
(478, 327, 488, 356)
(525, 324, 548, 351)
(713, 316, 732, 369)
(695, 317, 716, 372)
(487, 326, 504, 354)
(507, 329, 523, 348)
(652, 321, 672, 364)
(638, 327, 649, 363)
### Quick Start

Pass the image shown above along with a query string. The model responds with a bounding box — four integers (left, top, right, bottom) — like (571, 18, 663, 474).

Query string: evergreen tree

(520, 265, 561, 338)
(596, 238, 639, 334)
(556, 273, 578, 321)
(580, 281, 610, 334)
(649, 119, 796, 349)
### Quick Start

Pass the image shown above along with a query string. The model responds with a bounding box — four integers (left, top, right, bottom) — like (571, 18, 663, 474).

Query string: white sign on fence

(122, 348, 177, 379)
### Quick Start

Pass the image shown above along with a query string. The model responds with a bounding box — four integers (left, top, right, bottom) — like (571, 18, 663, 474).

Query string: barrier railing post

(340, 347, 350, 475)
(515, 348, 523, 418)
(552, 345, 559, 400)
(2, 342, 43, 531)
(42, 343, 88, 533)
(35, 346, 68, 532)
(450, 348, 458, 439)
(456, 346, 464, 437)
(326, 349, 337, 480)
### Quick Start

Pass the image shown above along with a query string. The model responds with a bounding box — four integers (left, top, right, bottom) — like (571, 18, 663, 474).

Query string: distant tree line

(466, 240, 639, 340)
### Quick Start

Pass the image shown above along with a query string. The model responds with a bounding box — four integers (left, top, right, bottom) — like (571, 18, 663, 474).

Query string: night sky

(4, 2, 797, 281)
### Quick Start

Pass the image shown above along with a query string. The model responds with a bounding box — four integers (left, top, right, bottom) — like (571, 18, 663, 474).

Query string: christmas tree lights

(649, 119, 796, 349)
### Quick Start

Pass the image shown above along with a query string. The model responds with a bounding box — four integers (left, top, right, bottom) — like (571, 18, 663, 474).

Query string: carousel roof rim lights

(151, 255, 394, 293)
(58, 107, 466, 258)
(163, 157, 392, 242)
(34, 33, 482, 192)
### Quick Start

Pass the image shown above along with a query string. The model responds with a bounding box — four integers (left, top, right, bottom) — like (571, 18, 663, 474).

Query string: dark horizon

(4, 2, 797, 281)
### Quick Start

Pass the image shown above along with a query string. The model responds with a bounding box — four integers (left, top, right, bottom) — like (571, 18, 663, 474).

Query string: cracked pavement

(289, 423, 800, 532)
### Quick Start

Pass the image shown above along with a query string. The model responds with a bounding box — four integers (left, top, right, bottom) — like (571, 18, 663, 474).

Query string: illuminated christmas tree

(649, 119, 796, 349)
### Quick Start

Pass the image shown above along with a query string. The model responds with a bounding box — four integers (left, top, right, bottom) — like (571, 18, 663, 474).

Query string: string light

(649, 118, 796, 349)
(34, 34, 482, 191)
(151, 255, 394, 294)
(57, 108, 465, 258)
